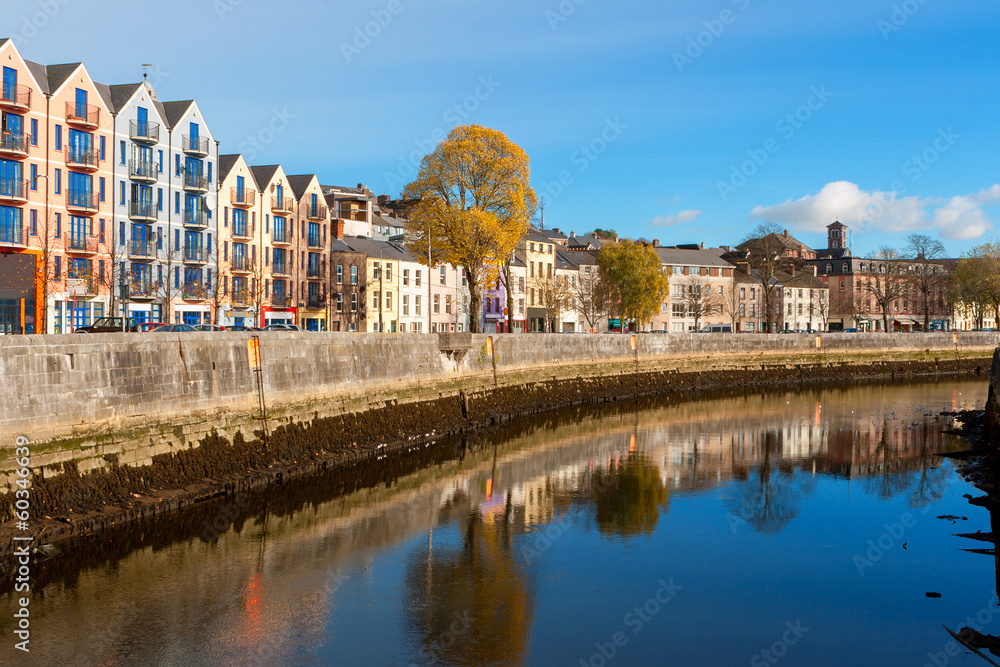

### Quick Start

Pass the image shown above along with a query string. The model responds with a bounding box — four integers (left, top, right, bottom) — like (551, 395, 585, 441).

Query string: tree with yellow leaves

(404, 125, 536, 333)
(597, 240, 670, 331)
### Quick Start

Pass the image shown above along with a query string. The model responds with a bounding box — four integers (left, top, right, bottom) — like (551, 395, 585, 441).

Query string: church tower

(827, 221, 847, 250)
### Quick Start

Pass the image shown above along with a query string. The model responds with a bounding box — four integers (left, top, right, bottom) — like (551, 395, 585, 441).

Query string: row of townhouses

(0, 39, 969, 335)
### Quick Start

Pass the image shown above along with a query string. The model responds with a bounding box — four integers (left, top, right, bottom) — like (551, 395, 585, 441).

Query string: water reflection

(0, 379, 988, 667)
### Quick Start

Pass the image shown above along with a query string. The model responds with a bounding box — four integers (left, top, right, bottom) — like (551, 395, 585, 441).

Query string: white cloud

(651, 209, 702, 227)
(749, 180, 999, 241)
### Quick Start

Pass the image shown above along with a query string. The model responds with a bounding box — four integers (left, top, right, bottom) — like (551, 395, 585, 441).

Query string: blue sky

(8, 0, 999, 257)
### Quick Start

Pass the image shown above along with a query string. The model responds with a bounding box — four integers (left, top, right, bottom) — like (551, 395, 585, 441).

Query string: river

(1, 379, 995, 666)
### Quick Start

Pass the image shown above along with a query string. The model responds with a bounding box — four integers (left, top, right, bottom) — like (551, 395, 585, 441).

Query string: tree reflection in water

(403, 497, 535, 667)
(728, 431, 804, 534)
(589, 452, 670, 538)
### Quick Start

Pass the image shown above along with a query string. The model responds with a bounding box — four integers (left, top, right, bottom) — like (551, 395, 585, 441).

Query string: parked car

(139, 322, 165, 332)
(264, 323, 300, 331)
(151, 324, 197, 332)
(194, 324, 227, 332)
(700, 324, 733, 333)
(228, 325, 253, 332)
(74, 317, 139, 333)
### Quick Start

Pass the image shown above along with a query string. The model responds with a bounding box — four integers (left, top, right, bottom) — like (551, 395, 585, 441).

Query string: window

(120, 140, 126, 165)
(440, 266, 446, 285)
(373, 261, 380, 280)
(446, 295, 452, 314)
(336, 293, 343, 312)
(99, 136, 105, 161)
(351, 293, 358, 312)
(119, 180, 125, 205)
(30, 209, 36, 235)
(30, 119, 37, 146)
(175, 191, 180, 214)
(55, 124, 62, 151)
(54, 213, 60, 238)
(54, 256, 61, 279)
(350, 265, 358, 285)
(386, 264, 392, 281)
(29, 164, 36, 190)
(415, 270, 421, 287)
(157, 188, 163, 211)
(842, 263, 849, 272)
(403, 294, 409, 316)
(158, 150, 163, 173)
(175, 154, 181, 176)
(403, 269, 409, 286)
(99, 177, 105, 202)
(415, 295, 421, 316)
(336, 265, 343, 284)
(373, 291, 380, 310)
(386, 292, 392, 311)
(433, 294, 440, 313)
(54, 168, 61, 195)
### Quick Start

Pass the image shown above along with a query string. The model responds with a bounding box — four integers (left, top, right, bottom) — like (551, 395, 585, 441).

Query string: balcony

(182, 135, 209, 156)
(183, 206, 208, 228)
(66, 102, 100, 129)
(66, 147, 100, 172)
(66, 236, 98, 254)
(129, 159, 156, 183)
(231, 289, 249, 307)
(271, 196, 292, 214)
(67, 189, 99, 214)
(307, 265, 323, 279)
(129, 239, 156, 260)
(307, 234, 324, 249)
(230, 255, 252, 273)
(129, 120, 160, 145)
(183, 246, 210, 264)
(306, 203, 328, 221)
(231, 224, 251, 240)
(182, 284, 208, 300)
(271, 228, 291, 245)
(306, 296, 327, 310)
(0, 223, 24, 247)
(129, 280, 155, 300)
(0, 84, 32, 111)
(183, 172, 209, 193)
(0, 179, 28, 204)
(0, 131, 28, 158)
(270, 294, 291, 308)
(129, 200, 156, 222)
(337, 207, 367, 222)
(231, 187, 256, 208)
(66, 277, 98, 297)
(271, 262, 289, 277)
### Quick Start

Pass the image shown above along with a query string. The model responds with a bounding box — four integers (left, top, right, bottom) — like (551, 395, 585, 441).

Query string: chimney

(809, 265, 818, 277)
(332, 219, 346, 240)
(783, 229, 789, 238)
(700, 242, 705, 250)
(570, 230, 575, 238)
(790, 265, 796, 277)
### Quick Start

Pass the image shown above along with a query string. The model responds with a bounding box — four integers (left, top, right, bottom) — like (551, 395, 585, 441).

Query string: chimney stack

(783, 229, 789, 238)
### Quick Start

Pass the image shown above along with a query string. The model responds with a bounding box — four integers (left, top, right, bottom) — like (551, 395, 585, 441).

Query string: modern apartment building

(287, 174, 329, 331)
(252, 165, 297, 327)
(217, 154, 261, 327)
(329, 238, 366, 332)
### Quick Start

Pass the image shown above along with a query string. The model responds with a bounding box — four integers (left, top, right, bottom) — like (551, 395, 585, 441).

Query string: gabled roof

(286, 174, 318, 200)
(539, 228, 568, 241)
(160, 100, 194, 129)
(827, 220, 847, 229)
(342, 236, 410, 261)
(94, 82, 114, 112)
(250, 165, 281, 186)
(557, 249, 599, 269)
(330, 239, 364, 254)
(218, 155, 242, 183)
(105, 82, 143, 113)
(0, 39, 9, 48)
(23, 60, 50, 95)
(567, 234, 603, 250)
(44, 62, 83, 94)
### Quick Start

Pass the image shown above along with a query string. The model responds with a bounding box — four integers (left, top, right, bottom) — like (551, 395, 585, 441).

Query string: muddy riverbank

(0, 355, 990, 573)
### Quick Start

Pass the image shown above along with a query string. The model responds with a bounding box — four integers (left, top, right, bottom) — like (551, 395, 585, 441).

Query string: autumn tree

(723, 281, 742, 331)
(403, 125, 537, 333)
(738, 221, 787, 333)
(570, 259, 606, 332)
(865, 245, 907, 332)
(903, 233, 947, 331)
(596, 240, 670, 330)
(952, 250, 991, 330)
(530, 272, 574, 332)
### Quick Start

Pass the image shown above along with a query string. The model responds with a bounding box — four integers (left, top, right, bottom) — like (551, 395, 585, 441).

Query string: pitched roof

(567, 234, 603, 250)
(557, 249, 599, 269)
(105, 82, 143, 113)
(23, 60, 50, 95)
(218, 154, 242, 183)
(286, 174, 317, 200)
(330, 239, 363, 254)
(250, 165, 281, 186)
(539, 228, 568, 241)
(342, 236, 410, 261)
(655, 247, 733, 268)
(94, 82, 114, 112)
(160, 100, 194, 128)
(44, 63, 82, 94)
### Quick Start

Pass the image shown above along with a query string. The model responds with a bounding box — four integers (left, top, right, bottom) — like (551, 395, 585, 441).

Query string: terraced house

(252, 165, 297, 328)
(287, 174, 329, 331)
(216, 154, 261, 327)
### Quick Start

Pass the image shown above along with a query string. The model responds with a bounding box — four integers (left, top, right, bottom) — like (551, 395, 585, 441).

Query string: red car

(139, 322, 165, 332)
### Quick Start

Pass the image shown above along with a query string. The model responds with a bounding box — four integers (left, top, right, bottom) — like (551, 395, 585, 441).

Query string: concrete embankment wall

(0, 331, 996, 486)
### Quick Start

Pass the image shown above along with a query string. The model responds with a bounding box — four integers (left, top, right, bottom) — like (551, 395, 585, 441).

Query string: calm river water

(2, 379, 997, 666)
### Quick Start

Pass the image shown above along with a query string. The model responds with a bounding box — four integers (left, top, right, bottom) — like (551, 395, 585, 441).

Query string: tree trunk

(468, 276, 482, 333)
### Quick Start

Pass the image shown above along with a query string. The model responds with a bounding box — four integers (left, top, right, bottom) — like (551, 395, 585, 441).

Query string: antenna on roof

(141, 63, 152, 80)
(539, 197, 545, 229)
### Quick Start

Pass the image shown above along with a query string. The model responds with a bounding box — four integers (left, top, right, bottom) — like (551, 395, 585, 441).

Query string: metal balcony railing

(230, 255, 251, 272)
(231, 224, 250, 239)
(307, 265, 322, 278)
(0, 178, 27, 201)
(183, 246, 210, 263)
(271, 196, 292, 213)
(0, 83, 32, 110)
(67, 189, 99, 212)
(337, 208, 366, 222)
(0, 131, 27, 156)
(129, 239, 156, 259)
(306, 296, 326, 309)
(0, 223, 24, 245)
(271, 262, 289, 276)
(270, 294, 291, 308)
(66, 146, 100, 170)
(308, 234, 323, 249)
(66, 102, 100, 127)
(230, 289, 249, 307)
(183, 284, 208, 300)
(66, 236, 98, 254)
(129, 159, 156, 182)
(129, 200, 155, 221)
(184, 172, 209, 192)
(130, 280, 155, 298)
(129, 120, 160, 144)
(182, 135, 209, 155)
(272, 227, 290, 244)
(231, 187, 256, 207)
(306, 203, 328, 221)
(184, 206, 208, 227)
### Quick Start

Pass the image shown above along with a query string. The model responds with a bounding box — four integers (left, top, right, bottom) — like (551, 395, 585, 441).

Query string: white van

(700, 324, 733, 333)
